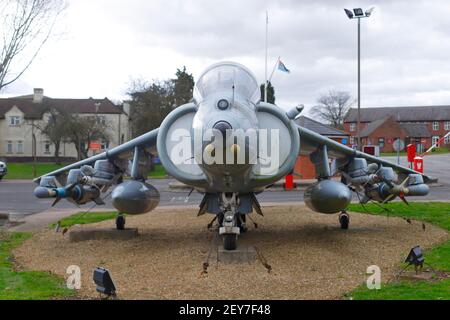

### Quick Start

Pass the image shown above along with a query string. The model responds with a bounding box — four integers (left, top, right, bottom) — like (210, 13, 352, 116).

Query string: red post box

(413, 156, 424, 173)
(407, 144, 416, 163)
(284, 174, 294, 190)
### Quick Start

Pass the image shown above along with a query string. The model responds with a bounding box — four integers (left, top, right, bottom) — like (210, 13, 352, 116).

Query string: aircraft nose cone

(213, 121, 232, 136)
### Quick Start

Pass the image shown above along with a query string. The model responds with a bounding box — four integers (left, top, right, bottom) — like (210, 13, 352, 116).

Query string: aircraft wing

(34, 128, 159, 185)
(297, 125, 435, 184)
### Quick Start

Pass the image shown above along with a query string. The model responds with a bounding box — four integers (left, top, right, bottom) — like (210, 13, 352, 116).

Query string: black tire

(223, 234, 237, 250)
(339, 214, 349, 230)
(116, 215, 125, 230)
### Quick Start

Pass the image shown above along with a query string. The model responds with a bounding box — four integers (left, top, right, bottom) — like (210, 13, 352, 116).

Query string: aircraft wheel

(116, 215, 125, 230)
(223, 234, 237, 251)
(339, 212, 349, 230)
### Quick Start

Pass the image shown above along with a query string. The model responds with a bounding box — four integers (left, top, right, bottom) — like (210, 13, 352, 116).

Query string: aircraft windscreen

(194, 62, 260, 104)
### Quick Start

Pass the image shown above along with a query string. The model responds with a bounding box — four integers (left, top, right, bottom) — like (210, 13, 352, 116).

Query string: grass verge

(0, 231, 74, 300)
(345, 202, 450, 300)
(3, 163, 167, 180)
(51, 211, 118, 228)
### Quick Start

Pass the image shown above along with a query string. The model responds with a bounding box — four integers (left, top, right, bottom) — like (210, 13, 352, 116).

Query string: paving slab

(217, 245, 257, 264)
(69, 227, 139, 242)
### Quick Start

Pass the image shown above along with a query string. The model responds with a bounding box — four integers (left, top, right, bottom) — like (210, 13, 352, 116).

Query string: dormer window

(433, 121, 439, 131)
(9, 116, 22, 126)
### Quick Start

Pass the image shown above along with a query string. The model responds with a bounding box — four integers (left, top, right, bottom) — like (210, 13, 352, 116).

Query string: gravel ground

(13, 205, 449, 300)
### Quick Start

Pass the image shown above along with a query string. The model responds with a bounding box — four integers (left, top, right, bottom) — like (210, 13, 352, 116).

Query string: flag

(278, 60, 290, 73)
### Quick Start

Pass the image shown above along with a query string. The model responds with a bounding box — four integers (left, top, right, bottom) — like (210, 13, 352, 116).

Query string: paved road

(381, 153, 450, 182)
(0, 154, 448, 216)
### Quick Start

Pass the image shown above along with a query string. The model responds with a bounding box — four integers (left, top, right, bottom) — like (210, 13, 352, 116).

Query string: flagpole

(264, 10, 269, 102)
(268, 56, 280, 83)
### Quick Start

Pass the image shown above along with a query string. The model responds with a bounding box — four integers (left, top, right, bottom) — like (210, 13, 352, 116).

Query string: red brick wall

(294, 137, 348, 180)
(294, 155, 316, 179)
(344, 119, 446, 151)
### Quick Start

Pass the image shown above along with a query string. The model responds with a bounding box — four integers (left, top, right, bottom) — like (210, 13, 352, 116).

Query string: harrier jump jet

(34, 62, 432, 250)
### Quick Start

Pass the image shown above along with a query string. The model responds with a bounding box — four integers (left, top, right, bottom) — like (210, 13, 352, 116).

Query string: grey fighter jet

(34, 62, 432, 250)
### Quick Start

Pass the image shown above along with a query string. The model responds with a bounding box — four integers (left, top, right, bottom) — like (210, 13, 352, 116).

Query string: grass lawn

(148, 164, 167, 178)
(381, 148, 450, 157)
(345, 202, 450, 300)
(4, 163, 66, 179)
(0, 231, 74, 300)
(51, 211, 118, 228)
(3, 162, 167, 180)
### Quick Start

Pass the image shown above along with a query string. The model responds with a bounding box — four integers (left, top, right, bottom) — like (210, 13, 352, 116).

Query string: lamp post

(344, 7, 374, 150)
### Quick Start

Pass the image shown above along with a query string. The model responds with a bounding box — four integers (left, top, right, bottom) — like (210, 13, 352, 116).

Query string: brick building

(344, 106, 450, 152)
(294, 116, 349, 179)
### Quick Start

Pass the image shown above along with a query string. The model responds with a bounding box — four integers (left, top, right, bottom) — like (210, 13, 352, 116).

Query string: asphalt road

(0, 154, 449, 216)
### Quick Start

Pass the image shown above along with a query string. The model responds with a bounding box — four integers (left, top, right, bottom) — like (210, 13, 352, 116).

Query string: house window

(350, 136, 355, 145)
(101, 140, 109, 150)
(97, 116, 106, 125)
(378, 137, 385, 148)
(445, 135, 450, 144)
(9, 116, 21, 126)
(432, 136, 440, 146)
(44, 141, 51, 154)
(433, 122, 439, 131)
(349, 123, 356, 132)
(17, 141, 23, 154)
(445, 121, 450, 131)
(6, 141, 13, 154)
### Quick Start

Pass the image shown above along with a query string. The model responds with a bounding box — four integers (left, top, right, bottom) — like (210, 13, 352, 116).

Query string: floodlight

(344, 8, 354, 19)
(405, 246, 424, 268)
(365, 7, 375, 17)
(353, 8, 364, 17)
(93, 267, 117, 298)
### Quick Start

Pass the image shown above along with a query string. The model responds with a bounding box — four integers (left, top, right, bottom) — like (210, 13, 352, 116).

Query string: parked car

(0, 161, 7, 180)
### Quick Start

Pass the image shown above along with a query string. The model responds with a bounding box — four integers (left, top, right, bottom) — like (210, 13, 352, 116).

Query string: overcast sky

(2, 0, 450, 113)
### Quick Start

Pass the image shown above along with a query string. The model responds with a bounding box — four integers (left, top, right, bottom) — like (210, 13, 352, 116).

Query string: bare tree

(312, 90, 354, 129)
(62, 113, 111, 160)
(0, 0, 66, 92)
(26, 106, 66, 164)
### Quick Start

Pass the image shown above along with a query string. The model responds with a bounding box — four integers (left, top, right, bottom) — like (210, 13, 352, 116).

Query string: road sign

(89, 141, 101, 151)
(393, 139, 405, 152)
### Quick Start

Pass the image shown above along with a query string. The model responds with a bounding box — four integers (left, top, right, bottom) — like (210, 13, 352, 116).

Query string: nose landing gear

(218, 193, 241, 251)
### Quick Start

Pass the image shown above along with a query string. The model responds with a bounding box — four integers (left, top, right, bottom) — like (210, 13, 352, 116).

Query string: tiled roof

(345, 105, 450, 122)
(295, 116, 349, 136)
(359, 117, 432, 138)
(359, 118, 390, 137)
(400, 123, 431, 138)
(0, 96, 123, 119)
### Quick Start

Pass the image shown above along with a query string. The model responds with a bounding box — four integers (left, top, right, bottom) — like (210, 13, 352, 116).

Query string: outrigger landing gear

(339, 211, 349, 230)
(219, 193, 240, 251)
(116, 214, 125, 230)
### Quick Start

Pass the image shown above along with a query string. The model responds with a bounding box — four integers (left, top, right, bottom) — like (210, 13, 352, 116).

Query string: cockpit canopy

(194, 62, 260, 104)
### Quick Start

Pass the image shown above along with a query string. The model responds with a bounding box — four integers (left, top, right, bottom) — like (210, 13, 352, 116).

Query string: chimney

(33, 88, 44, 103)
(122, 102, 131, 115)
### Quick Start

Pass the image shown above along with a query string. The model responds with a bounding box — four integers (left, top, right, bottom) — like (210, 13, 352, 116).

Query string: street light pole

(344, 7, 374, 151)
(357, 17, 361, 150)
